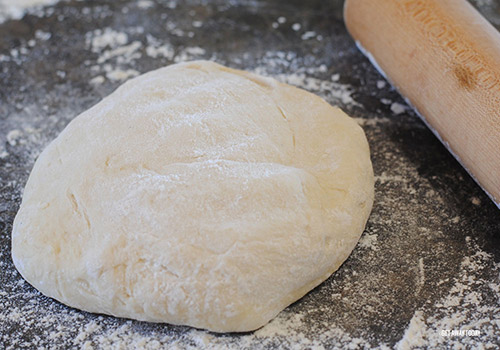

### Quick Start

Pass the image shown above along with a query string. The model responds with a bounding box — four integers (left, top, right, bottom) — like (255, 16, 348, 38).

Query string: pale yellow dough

(11, 61, 374, 332)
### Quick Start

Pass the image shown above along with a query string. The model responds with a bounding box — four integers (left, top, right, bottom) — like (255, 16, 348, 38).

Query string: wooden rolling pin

(344, 0, 500, 209)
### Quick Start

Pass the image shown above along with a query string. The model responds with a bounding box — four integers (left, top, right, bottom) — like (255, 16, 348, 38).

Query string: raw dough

(11, 61, 374, 332)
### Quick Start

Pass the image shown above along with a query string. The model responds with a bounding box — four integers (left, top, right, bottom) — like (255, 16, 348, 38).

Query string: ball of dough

(11, 61, 374, 332)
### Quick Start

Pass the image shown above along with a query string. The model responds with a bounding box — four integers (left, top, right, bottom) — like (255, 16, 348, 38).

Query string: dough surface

(11, 61, 374, 332)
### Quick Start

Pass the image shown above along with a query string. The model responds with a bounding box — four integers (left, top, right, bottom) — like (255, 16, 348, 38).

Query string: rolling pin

(344, 0, 500, 209)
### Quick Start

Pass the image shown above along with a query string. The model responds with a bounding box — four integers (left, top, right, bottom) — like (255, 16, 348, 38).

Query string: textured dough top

(12, 61, 374, 332)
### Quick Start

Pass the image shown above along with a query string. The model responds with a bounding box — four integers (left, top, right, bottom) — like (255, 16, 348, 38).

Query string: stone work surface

(0, 0, 499, 348)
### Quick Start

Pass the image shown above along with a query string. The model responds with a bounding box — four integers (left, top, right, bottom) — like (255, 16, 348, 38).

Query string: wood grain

(345, 0, 500, 208)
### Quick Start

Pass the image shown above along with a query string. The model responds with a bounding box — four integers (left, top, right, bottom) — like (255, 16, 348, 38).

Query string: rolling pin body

(345, 0, 500, 208)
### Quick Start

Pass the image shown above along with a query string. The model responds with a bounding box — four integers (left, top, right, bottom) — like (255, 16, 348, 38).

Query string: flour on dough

(11, 60, 374, 332)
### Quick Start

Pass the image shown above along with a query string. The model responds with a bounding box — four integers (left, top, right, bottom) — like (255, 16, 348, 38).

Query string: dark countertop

(1, 0, 499, 348)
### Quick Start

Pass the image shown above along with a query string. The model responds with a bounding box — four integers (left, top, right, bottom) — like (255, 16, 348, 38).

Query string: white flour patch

(471, 196, 481, 206)
(301, 31, 316, 40)
(281, 73, 358, 105)
(0, 0, 60, 23)
(251, 51, 358, 107)
(97, 41, 142, 64)
(395, 240, 500, 349)
(375, 172, 408, 184)
(83, 29, 354, 108)
(390, 102, 407, 115)
(145, 34, 175, 60)
(85, 27, 209, 83)
(62, 310, 380, 350)
(89, 75, 105, 86)
(86, 28, 129, 53)
(173, 46, 206, 62)
(106, 68, 140, 82)
(355, 117, 392, 127)
(358, 233, 379, 251)
(7, 129, 23, 146)
(137, 0, 154, 9)
(146, 44, 175, 59)
(415, 257, 425, 296)
(395, 311, 427, 350)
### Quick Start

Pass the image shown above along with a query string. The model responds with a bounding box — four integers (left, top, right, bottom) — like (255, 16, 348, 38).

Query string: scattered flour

(2, 3, 498, 348)
(0, 0, 60, 23)
(248, 51, 358, 107)
(35, 29, 52, 41)
(355, 117, 391, 127)
(106, 69, 140, 82)
(85, 27, 208, 84)
(6, 129, 23, 146)
(471, 196, 481, 206)
(83, 27, 357, 111)
(86, 28, 129, 53)
(390, 102, 407, 115)
(396, 311, 428, 350)
(97, 41, 142, 64)
(280, 72, 357, 105)
(173, 46, 206, 62)
(89, 75, 105, 85)
(4, 212, 495, 349)
(395, 241, 500, 349)
(415, 257, 425, 296)
(358, 233, 379, 251)
(137, 0, 154, 10)
(192, 20, 203, 28)
(146, 44, 175, 59)
(301, 31, 316, 40)
(146, 34, 175, 59)
(375, 172, 408, 184)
